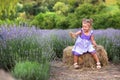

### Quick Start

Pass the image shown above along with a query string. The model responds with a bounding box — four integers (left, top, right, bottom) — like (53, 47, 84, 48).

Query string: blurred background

(0, 0, 120, 29)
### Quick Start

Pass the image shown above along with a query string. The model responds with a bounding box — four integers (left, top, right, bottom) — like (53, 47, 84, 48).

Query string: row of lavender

(0, 25, 120, 63)
(0, 25, 52, 80)
(52, 28, 120, 63)
(94, 28, 120, 63)
(0, 25, 119, 79)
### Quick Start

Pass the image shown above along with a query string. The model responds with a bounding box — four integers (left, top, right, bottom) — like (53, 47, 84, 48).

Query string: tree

(0, 0, 19, 20)
(53, 2, 69, 16)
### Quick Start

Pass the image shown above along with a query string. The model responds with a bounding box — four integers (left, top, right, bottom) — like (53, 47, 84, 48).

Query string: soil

(49, 61, 120, 80)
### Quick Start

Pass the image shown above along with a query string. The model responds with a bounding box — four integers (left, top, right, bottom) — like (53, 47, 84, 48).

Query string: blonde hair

(82, 18, 93, 29)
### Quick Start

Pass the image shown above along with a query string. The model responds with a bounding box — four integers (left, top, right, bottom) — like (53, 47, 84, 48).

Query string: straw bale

(63, 45, 108, 68)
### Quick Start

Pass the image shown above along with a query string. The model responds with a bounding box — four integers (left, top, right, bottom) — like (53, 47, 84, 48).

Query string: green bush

(0, 19, 15, 25)
(92, 11, 120, 29)
(91, 13, 110, 29)
(70, 3, 97, 28)
(0, 36, 43, 70)
(67, 13, 79, 28)
(31, 12, 57, 29)
(53, 2, 69, 16)
(31, 12, 70, 29)
(0, 47, 18, 71)
(6, 37, 44, 62)
(116, 1, 120, 9)
(22, 2, 40, 16)
(95, 3, 107, 13)
(107, 11, 120, 29)
(56, 15, 69, 29)
(96, 36, 120, 63)
(0, 39, 18, 71)
(50, 36, 65, 58)
(51, 35, 73, 58)
(75, 3, 96, 19)
(12, 61, 50, 80)
(67, 3, 107, 29)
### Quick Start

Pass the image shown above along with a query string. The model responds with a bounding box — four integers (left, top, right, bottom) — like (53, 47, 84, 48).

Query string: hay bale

(63, 45, 109, 68)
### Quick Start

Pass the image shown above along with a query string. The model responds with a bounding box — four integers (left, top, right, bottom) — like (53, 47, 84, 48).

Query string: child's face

(82, 23, 91, 32)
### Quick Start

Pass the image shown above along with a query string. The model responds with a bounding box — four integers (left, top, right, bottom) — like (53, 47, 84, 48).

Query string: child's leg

(73, 55, 79, 69)
(91, 53, 101, 69)
(91, 53, 99, 62)
(74, 55, 79, 63)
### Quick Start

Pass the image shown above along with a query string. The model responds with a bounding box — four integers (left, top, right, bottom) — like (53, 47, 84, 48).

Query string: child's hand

(93, 44, 97, 48)
(69, 32, 76, 39)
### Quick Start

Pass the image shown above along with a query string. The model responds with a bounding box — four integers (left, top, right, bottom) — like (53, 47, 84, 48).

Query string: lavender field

(0, 25, 120, 80)
(0, 25, 120, 63)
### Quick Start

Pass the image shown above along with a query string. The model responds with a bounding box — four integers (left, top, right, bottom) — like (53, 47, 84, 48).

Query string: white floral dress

(72, 29, 96, 56)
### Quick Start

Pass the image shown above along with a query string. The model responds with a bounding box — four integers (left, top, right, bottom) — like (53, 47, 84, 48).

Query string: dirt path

(49, 61, 120, 80)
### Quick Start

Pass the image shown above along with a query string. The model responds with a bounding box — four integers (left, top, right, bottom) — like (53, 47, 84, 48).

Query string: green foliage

(30, 13, 44, 28)
(0, 36, 43, 70)
(105, 5, 119, 13)
(7, 37, 44, 62)
(117, 0, 120, 9)
(95, 3, 107, 13)
(56, 16, 69, 29)
(31, 12, 57, 29)
(22, 2, 41, 16)
(67, 13, 79, 28)
(30, 2, 120, 29)
(96, 36, 120, 63)
(0, 19, 14, 25)
(16, 2, 23, 12)
(75, 3, 96, 19)
(51, 35, 73, 58)
(53, 2, 69, 15)
(68, 3, 97, 28)
(91, 13, 110, 29)
(92, 11, 120, 29)
(89, 0, 102, 4)
(0, 46, 18, 71)
(51, 36, 66, 58)
(0, 0, 18, 20)
(106, 12, 120, 29)
(0, 0, 120, 29)
(12, 61, 50, 80)
(31, 12, 69, 29)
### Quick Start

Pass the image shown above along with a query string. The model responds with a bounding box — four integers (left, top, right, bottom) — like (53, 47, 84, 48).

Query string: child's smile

(82, 23, 91, 34)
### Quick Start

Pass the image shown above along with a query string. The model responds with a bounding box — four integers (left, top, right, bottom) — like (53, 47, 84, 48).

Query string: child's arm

(69, 31, 81, 39)
(91, 34, 97, 47)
